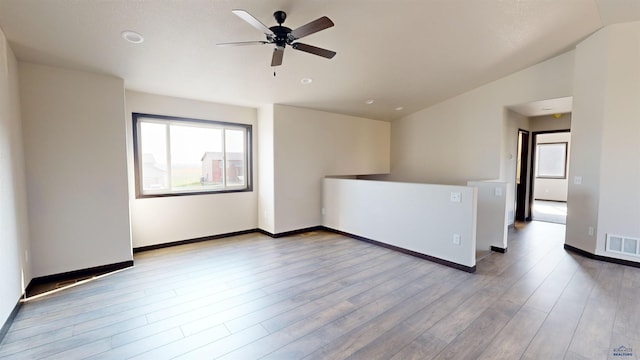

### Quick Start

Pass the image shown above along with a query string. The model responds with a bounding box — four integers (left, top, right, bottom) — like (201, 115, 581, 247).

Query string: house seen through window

(133, 113, 252, 197)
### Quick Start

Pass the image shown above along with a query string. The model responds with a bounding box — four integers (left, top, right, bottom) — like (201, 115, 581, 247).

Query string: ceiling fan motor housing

(269, 25, 292, 47)
(270, 11, 291, 47)
(273, 11, 287, 24)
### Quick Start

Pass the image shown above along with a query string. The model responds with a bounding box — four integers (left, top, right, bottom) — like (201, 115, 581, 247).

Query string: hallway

(532, 200, 567, 224)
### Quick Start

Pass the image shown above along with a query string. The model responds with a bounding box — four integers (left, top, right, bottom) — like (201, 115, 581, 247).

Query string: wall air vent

(606, 234, 640, 258)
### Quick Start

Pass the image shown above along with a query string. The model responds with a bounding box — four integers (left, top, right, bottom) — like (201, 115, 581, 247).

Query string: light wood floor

(1, 222, 639, 359)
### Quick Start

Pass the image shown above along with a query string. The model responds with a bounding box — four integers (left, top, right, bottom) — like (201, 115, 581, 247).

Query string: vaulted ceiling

(0, 0, 638, 120)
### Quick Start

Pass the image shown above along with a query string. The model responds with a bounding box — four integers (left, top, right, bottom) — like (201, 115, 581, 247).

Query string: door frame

(528, 129, 571, 217)
(515, 129, 530, 222)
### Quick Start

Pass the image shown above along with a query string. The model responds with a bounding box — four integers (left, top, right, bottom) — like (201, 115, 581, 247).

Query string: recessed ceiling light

(301, 78, 313, 85)
(395, 106, 404, 111)
(121, 30, 144, 44)
(365, 99, 374, 105)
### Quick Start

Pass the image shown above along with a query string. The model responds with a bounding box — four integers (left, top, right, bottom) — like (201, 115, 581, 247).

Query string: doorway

(515, 129, 530, 222)
(529, 130, 571, 224)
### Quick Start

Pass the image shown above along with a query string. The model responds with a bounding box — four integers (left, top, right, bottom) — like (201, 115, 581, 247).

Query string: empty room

(1, 1, 639, 359)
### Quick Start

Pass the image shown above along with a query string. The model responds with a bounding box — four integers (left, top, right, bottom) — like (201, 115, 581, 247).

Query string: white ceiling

(0, 0, 638, 121)
(509, 96, 574, 117)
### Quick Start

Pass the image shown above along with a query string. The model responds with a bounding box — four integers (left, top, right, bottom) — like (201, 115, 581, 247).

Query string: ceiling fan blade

(232, 9, 275, 36)
(217, 41, 269, 47)
(271, 46, 284, 66)
(292, 43, 336, 59)
(289, 16, 334, 40)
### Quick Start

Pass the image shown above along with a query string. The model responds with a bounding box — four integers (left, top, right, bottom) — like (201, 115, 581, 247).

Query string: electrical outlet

(494, 187, 503, 197)
(450, 192, 461, 203)
(452, 233, 461, 245)
(321, 207, 326, 215)
(588, 227, 594, 236)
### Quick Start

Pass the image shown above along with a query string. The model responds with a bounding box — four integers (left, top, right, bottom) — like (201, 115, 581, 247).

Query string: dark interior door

(515, 130, 529, 222)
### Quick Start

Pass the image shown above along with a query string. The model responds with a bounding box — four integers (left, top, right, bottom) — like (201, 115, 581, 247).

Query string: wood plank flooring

(1, 222, 639, 359)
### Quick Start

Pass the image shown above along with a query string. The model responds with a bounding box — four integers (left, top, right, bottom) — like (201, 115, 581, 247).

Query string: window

(536, 142, 567, 179)
(133, 113, 252, 197)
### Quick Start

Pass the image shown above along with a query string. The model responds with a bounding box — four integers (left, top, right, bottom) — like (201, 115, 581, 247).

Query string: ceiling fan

(218, 9, 336, 67)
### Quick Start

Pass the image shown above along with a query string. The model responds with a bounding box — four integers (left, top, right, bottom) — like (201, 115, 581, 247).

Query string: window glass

(133, 113, 252, 197)
(225, 129, 245, 187)
(536, 142, 567, 179)
(140, 122, 168, 191)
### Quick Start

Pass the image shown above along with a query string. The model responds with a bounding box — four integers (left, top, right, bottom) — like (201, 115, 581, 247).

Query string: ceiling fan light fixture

(121, 30, 144, 44)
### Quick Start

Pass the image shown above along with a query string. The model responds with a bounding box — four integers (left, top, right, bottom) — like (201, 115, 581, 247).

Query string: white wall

(19, 63, 132, 277)
(595, 22, 640, 259)
(125, 91, 258, 248)
(387, 51, 574, 186)
(533, 131, 571, 202)
(567, 21, 640, 262)
(566, 29, 606, 253)
(503, 109, 530, 223)
(577, 22, 640, 260)
(270, 105, 390, 234)
(468, 181, 508, 251)
(257, 104, 275, 234)
(323, 178, 477, 269)
(0, 28, 30, 331)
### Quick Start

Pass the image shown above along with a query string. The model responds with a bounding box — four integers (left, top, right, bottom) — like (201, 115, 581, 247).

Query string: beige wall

(386, 21, 639, 265)
(566, 23, 639, 253)
(530, 113, 572, 132)
(595, 22, 640, 259)
(264, 105, 390, 234)
(387, 51, 575, 186)
(383, 49, 574, 231)
(19, 63, 132, 277)
(468, 180, 508, 251)
(324, 178, 477, 268)
(503, 109, 530, 223)
(0, 28, 30, 330)
(257, 105, 275, 233)
(125, 91, 258, 248)
(567, 21, 640, 260)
